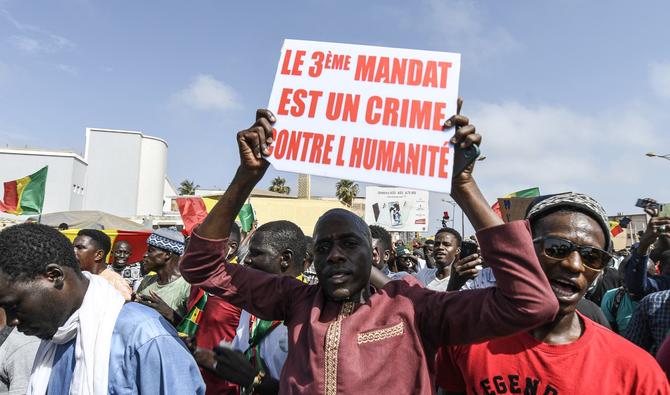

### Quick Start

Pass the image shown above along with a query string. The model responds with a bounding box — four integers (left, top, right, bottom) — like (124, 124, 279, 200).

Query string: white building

(83, 128, 168, 217)
(0, 127, 170, 221)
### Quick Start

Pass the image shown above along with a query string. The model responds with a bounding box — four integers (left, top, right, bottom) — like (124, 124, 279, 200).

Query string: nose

(561, 251, 585, 273)
(326, 244, 346, 265)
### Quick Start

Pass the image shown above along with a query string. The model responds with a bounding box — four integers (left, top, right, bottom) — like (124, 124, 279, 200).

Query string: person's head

(313, 209, 372, 302)
(73, 229, 111, 273)
(395, 245, 416, 273)
(0, 223, 86, 339)
(244, 220, 305, 277)
(433, 227, 462, 270)
(143, 228, 185, 273)
(112, 240, 132, 267)
(303, 236, 314, 271)
(57, 223, 69, 230)
(369, 225, 391, 270)
(227, 222, 241, 261)
(659, 251, 670, 277)
(422, 239, 435, 268)
(527, 193, 612, 317)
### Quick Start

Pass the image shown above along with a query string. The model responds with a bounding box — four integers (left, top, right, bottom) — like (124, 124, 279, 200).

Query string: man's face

(73, 235, 102, 271)
(314, 214, 371, 301)
(244, 232, 282, 275)
(142, 245, 170, 273)
(433, 232, 460, 269)
(370, 238, 389, 270)
(423, 242, 435, 267)
(0, 272, 67, 340)
(533, 211, 606, 316)
(112, 241, 131, 266)
(396, 254, 416, 273)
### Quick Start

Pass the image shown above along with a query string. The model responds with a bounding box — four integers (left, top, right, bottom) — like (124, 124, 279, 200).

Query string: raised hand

(236, 109, 276, 180)
(445, 97, 482, 190)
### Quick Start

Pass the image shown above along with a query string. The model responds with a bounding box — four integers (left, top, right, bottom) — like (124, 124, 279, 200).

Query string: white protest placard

(364, 187, 429, 232)
(267, 39, 461, 193)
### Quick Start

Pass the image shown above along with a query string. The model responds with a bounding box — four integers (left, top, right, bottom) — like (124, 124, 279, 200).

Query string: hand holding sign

(236, 109, 276, 181)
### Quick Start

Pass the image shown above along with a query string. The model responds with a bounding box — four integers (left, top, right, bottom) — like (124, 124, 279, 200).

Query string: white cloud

(380, 0, 520, 63)
(171, 74, 239, 112)
(468, 100, 666, 213)
(2, 10, 75, 55)
(56, 63, 77, 75)
(649, 61, 670, 99)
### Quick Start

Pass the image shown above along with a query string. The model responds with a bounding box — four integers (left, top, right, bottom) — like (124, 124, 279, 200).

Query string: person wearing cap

(436, 192, 669, 393)
(136, 228, 191, 326)
(179, 107, 560, 394)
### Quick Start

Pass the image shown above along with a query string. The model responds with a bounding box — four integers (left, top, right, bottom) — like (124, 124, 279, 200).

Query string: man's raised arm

(180, 110, 305, 319)
(418, 99, 558, 345)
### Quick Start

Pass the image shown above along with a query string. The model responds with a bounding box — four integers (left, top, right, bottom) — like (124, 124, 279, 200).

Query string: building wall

(84, 128, 143, 217)
(137, 136, 168, 216)
(0, 149, 87, 214)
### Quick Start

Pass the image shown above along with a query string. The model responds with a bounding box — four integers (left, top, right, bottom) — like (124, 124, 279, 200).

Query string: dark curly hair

(435, 227, 462, 246)
(77, 228, 111, 256)
(369, 225, 392, 253)
(0, 223, 81, 281)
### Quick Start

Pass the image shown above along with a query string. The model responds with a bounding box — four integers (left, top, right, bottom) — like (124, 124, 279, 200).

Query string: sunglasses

(532, 236, 612, 271)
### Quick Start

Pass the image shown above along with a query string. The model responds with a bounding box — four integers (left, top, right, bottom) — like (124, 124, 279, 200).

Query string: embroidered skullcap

(525, 192, 611, 251)
(147, 227, 185, 255)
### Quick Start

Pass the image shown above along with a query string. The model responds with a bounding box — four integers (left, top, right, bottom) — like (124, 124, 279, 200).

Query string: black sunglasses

(532, 236, 612, 271)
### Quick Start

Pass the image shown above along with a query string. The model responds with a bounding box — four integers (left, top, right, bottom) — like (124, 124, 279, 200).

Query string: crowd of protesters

(0, 106, 669, 394)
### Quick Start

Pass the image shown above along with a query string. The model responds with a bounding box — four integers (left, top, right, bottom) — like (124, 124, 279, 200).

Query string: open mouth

(328, 271, 353, 284)
(550, 279, 581, 298)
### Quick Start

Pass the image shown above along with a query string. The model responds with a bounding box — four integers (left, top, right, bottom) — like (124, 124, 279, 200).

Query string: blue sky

(1, 0, 668, 233)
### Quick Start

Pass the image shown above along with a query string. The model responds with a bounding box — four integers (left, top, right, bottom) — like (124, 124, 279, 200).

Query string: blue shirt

(623, 290, 670, 355)
(47, 302, 205, 394)
(624, 246, 670, 299)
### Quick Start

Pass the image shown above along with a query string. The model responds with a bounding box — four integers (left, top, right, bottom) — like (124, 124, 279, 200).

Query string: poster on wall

(365, 186, 429, 232)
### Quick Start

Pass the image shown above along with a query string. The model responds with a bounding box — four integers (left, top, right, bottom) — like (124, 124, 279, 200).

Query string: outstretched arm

(416, 99, 557, 345)
(180, 110, 307, 320)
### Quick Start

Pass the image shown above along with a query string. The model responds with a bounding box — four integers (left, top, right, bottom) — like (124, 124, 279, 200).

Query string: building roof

(0, 147, 87, 164)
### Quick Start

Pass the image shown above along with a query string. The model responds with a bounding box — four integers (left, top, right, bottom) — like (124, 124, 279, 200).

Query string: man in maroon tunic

(180, 108, 559, 394)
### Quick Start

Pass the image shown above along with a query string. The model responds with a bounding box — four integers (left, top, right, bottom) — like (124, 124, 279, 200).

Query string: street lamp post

(646, 152, 670, 161)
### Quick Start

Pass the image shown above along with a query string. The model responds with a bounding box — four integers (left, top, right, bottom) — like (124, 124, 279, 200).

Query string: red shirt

(181, 221, 558, 394)
(436, 312, 670, 394)
(190, 288, 242, 395)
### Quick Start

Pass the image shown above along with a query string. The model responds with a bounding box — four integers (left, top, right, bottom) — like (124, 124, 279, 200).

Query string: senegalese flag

(176, 196, 255, 234)
(175, 196, 219, 234)
(0, 166, 48, 215)
(492, 187, 540, 218)
(176, 288, 208, 337)
(609, 220, 624, 237)
(61, 229, 151, 264)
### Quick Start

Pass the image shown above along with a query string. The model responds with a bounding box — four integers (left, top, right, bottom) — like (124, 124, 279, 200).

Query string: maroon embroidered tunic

(180, 221, 558, 394)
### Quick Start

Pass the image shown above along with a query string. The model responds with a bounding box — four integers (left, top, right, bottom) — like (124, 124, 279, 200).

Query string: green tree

(269, 177, 290, 195)
(178, 179, 199, 196)
(335, 179, 359, 207)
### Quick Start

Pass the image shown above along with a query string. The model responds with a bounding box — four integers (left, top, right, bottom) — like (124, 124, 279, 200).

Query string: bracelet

(247, 370, 265, 393)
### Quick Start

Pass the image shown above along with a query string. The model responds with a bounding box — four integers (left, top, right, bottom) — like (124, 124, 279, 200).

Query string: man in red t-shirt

(436, 193, 670, 394)
(191, 223, 243, 395)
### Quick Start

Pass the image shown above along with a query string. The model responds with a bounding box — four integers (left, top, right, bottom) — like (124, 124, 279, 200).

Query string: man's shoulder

(586, 321, 662, 372)
(113, 302, 180, 343)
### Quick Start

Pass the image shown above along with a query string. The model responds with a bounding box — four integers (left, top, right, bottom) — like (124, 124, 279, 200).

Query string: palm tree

(178, 179, 199, 196)
(269, 177, 290, 195)
(335, 179, 359, 207)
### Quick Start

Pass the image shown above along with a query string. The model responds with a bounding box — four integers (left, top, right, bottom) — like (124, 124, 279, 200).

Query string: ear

(228, 241, 239, 256)
(44, 264, 65, 289)
(383, 249, 391, 263)
(455, 247, 461, 257)
(94, 249, 105, 262)
(279, 249, 293, 272)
